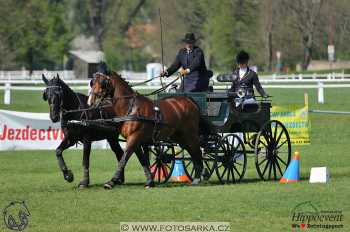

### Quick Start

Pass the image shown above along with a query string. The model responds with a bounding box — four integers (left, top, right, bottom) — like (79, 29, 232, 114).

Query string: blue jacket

(166, 46, 209, 92)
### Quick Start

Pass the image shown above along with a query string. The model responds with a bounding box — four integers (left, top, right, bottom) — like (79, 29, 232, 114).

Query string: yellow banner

(271, 105, 310, 145)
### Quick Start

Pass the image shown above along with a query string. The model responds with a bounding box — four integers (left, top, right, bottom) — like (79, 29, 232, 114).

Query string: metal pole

(158, 8, 165, 88)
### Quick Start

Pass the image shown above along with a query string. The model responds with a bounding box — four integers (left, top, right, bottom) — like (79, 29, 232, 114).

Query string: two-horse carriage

(149, 90, 291, 184)
(76, 73, 292, 186)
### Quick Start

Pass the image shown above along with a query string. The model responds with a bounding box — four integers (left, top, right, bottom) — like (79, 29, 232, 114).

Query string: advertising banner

(0, 110, 107, 150)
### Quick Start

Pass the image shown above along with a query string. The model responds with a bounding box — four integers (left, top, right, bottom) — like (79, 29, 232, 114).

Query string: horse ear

(56, 73, 60, 79)
(42, 74, 49, 85)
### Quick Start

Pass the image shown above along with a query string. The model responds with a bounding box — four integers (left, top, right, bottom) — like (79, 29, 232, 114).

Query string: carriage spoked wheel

(242, 120, 260, 149)
(148, 144, 175, 184)
(182, 146, 217, 182)
(215, 134, 247, 184)
(255, 120, 291, 181)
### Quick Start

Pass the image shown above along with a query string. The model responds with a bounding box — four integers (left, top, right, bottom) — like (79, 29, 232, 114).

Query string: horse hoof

(78, 180, 89, 189)
(63, 170, 74, 183)
(191, 178, 201, 186)
(104, 183, 114, 190)
(145, 181, 155, 188)
(78, 184, 89, 189)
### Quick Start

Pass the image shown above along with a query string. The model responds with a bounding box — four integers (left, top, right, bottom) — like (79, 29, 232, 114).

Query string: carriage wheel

(255, 120, 291, 181)
(215, 134, 247, 184)
(182, 147, 217, 181)
(242, 120, 260, 149)
(149, 144, 175, 184)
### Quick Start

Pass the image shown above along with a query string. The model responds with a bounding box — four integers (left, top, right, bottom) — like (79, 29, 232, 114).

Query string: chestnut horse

(89, 72, 205, 188)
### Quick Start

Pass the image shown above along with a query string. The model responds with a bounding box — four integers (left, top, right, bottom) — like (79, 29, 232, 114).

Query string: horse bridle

(45, 85, 88, 120)
(91, 73, 137, 102)
(44, 85, 64, 110)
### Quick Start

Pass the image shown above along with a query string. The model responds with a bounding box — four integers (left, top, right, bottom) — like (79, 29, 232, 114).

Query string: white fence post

(22, 67, 27, 79)
(4, 82, 11, 105)
(63, 70, 68, 79)
(318, 82, 324, 104)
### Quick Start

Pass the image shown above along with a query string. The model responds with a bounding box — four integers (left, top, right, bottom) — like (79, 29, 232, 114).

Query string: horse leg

(134, 146, 154, 188)
(56, 137, 75, 183)
(178, 135, 204, 185)
(107, 137, 125, 183)
(78, 141, 91, 188)
(104, 134, 141, 189)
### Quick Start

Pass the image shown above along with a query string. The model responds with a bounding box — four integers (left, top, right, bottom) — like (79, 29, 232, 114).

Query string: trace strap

(68, 115, 167, 127)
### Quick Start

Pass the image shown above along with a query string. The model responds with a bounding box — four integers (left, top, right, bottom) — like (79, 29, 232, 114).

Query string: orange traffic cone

(171, 160, 191, 182)
(280, 151, 300, 183)
(150, 164, 168, 182)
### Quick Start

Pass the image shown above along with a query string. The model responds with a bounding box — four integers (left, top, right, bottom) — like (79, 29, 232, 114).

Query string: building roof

(69, 50, 104, 63)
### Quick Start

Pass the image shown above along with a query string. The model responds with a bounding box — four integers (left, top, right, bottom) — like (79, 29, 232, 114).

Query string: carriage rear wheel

(215, 134, 247, 184)
(255, 120, 291, 181)
(149, 144, 175, 184)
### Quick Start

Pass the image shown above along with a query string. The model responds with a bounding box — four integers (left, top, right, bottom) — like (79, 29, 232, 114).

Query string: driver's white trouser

(235, 96, 256, 107)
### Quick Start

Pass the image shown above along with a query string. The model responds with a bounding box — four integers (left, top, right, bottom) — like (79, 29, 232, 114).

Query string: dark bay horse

(89, 72, 205, 188)
(42, 74, 126, 188)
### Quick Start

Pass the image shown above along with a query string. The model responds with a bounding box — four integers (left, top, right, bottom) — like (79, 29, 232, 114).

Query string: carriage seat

(206, 92, 231, 127)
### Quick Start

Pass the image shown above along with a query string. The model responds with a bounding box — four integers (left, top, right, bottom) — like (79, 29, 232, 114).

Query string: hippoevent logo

(291, 201, 344, 230)
(3, 201, 30, 231)
(0, 125, 64, 141)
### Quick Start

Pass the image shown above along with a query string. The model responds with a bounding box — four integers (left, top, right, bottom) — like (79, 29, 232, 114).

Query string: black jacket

(166, 46, 209, 92)
(229, 68, 267, 97)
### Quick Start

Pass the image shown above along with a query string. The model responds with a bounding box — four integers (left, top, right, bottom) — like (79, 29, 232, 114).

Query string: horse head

(88, 72, 121, 106)
(42, 74, 64, 122)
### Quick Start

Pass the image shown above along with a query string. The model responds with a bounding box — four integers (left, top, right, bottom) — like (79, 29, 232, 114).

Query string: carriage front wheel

(149, 144, 175, 184)
(215, 134, 247, 184)
(255, 120, 291, 181)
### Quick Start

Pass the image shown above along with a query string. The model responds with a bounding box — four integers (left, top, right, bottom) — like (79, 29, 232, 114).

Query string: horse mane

(109, 71, 134, 93)
(55, 77, 83, 106)
(53, 77, 71, 92)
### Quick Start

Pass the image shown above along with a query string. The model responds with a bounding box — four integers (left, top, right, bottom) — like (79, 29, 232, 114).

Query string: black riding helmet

(236, 50, 250, 64)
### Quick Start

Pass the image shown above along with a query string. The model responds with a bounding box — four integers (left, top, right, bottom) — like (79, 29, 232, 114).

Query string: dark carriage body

(157, 91, 271, 134)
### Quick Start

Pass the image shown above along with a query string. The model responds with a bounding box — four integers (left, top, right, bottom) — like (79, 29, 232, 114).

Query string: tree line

(0, 0, 349, 72)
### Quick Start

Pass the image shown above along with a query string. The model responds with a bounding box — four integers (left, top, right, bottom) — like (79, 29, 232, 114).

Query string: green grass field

(0, 88, 349, 232)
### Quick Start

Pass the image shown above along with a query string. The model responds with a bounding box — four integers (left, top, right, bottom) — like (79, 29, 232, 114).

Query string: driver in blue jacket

(160, 33, 210, 92)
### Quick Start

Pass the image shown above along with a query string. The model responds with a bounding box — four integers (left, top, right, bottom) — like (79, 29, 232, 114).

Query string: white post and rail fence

(1, 71, 350, 105)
